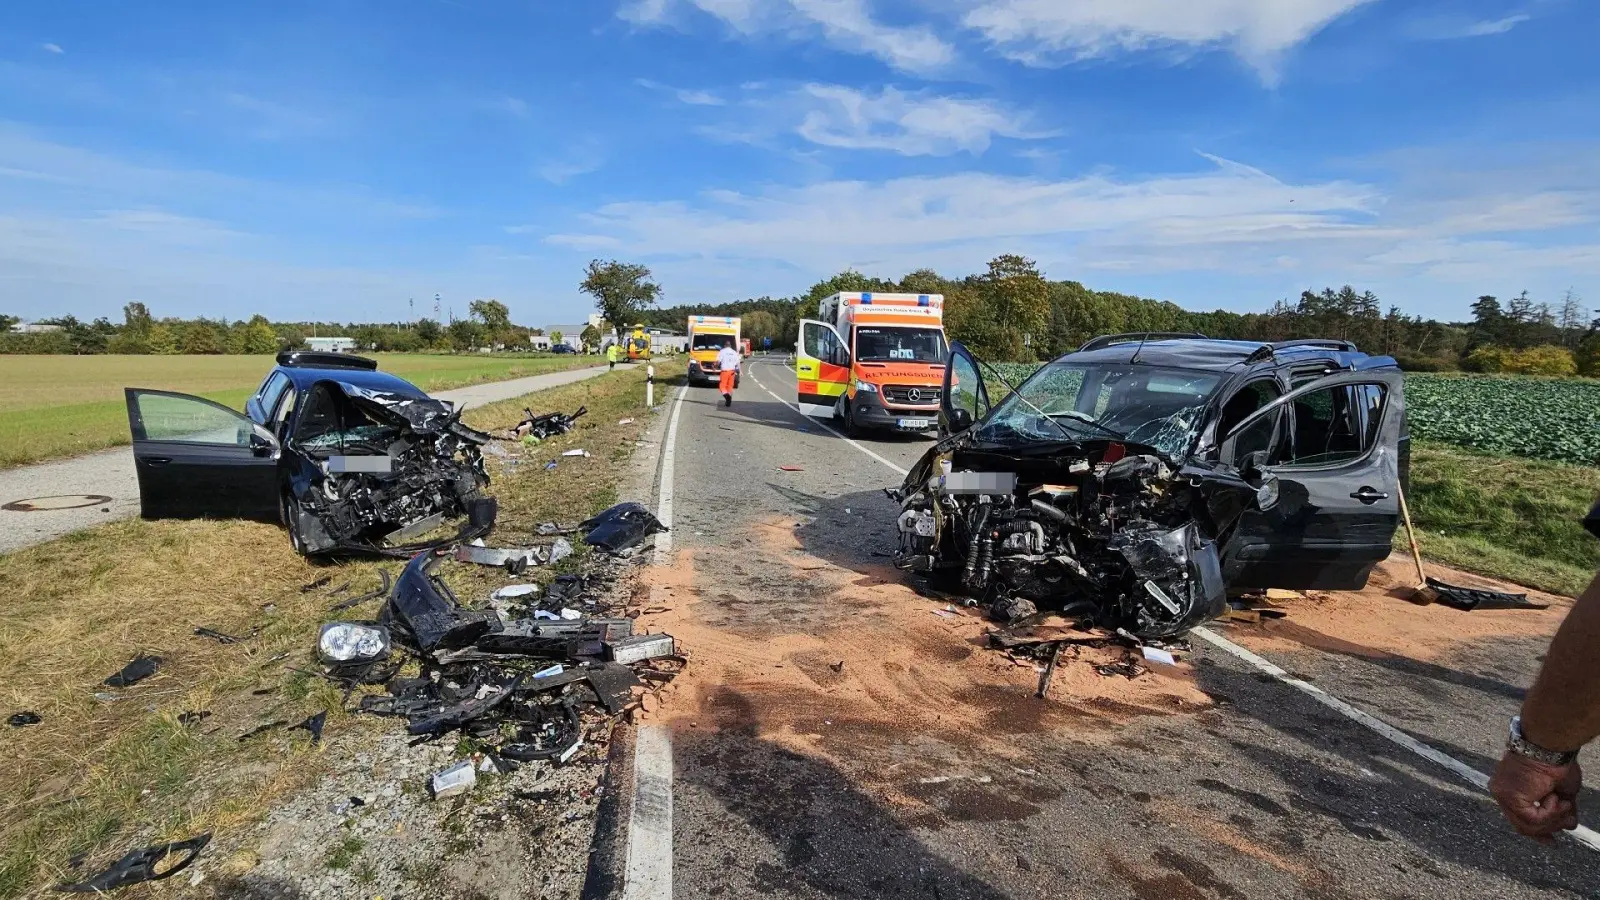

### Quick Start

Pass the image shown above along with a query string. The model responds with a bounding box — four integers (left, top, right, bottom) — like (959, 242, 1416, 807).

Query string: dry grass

(0, 353, 600, 468)
(0, 367, 656, 898)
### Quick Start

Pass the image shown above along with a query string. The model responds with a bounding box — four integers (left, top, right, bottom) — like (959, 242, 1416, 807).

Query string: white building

(306, 336, 357, 353)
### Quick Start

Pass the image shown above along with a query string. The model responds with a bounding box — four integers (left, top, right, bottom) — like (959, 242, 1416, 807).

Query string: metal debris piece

(194, 626, 246, 644)
(580, 502, 668, 554)
(56, 834, 212, 893)
(238, 720, 289, 741)
(104, 655, 162, 687)
(9, 711, 41, 727)
(1141, 646, 1178, 666)
(386, 512, 446, 545)
(177, 711, 211, 727)
(330, 569, 394, 612)
(1035, 644, 1062, 699)
(605, 633, 676, 665)
(455, 543, 542, 569)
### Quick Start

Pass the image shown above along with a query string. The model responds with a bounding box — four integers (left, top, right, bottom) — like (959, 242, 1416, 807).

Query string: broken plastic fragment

(533, 664, 565, 679)
(431, 760, 477, 799)
(548, 537, 574, 564)
(617, 418, 635, 425)
(492, 584, 540, 600)
(9, 711, 41, 727)
(318, 623, 392, 665)
(580, 502, 668, 554)
(104, 655, 162, 687)
(561, 449, 590, 457)
(290, 711, 327, 743)
(559, 608, 583, 620)
(1141, 646, 1178, 666)
(56, 834, 212, 893)
(177, 711, 210, 727)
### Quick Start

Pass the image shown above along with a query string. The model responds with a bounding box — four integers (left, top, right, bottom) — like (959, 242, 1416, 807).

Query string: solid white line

(747, 362, 910, 477)
(1192, 626, 1600, 853)
(623, 724, 675, 900)
(652, 382, 689, 566)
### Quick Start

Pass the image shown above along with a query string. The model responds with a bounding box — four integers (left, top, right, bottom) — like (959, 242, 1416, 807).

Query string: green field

(0, 353, 598, 468)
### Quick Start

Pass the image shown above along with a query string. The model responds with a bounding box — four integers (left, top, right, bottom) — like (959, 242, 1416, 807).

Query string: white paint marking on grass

(1192, 626, 1600, 854)
(623, 724, 674, 900)
(747, 362, 909, 477)
(652, 382, 689, 566)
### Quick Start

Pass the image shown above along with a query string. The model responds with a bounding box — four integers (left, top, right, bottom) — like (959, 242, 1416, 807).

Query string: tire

(842, 399, 860, 437)
(280, 492, 308, 556)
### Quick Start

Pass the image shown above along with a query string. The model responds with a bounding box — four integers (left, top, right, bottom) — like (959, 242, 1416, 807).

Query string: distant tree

(447, 318, 486, 352)
(147, 323, 178, 355)
(580, 260, 662, 341)
(242, 315, 279, 354)
(551, 330, 564, 346)
(1468, 295, 1504, 348)
(180, 321, 224, 354)
(414, 318, 442, 348)
(469, 299, 513, 348)
(741, 310, 779, 347)
(0, 314, 17, 332)
(1559, 289, 1586, 348)
(975, 254, 1050, 360)
(579, 323, 601, 350)
(122, 302, 154, 334)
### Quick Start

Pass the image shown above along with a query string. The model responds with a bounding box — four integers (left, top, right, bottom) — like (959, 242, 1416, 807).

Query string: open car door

(125, 389, 282, 522)
(796, 319, 851, 418)
(939, 341, 990, 437)
(1216, 369, 1404, 591)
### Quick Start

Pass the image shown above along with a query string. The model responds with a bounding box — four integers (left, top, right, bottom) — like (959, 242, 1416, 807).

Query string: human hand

(1490, 751, 1582, 842)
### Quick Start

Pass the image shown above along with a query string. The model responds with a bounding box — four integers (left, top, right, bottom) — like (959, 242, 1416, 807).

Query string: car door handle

(1350, 486, 1389, 504)
(144, 457, 172, 467)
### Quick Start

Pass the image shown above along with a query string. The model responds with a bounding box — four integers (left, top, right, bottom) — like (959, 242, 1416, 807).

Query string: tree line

(626, 255, 1596, 377)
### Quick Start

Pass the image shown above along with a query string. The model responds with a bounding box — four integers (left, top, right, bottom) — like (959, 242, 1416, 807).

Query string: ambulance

(686, 315, 742, 388)
(796, 292, 947, 435)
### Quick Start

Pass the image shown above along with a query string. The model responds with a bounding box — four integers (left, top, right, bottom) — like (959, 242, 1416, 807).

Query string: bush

(1391, 351, 1457, 372)
(1463, 345, 1577, 377)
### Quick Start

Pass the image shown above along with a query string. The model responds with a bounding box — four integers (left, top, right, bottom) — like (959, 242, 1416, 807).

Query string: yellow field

(0, 353, 596, 468)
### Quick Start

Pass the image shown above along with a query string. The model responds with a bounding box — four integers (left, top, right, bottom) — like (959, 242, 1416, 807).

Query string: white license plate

(897, 418, 932, 429)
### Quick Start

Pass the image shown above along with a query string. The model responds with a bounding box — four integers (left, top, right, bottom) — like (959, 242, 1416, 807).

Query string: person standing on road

(716, 338, 741, 408)
(1490, 498, 1600, 842)
(606, 341, 619, 371)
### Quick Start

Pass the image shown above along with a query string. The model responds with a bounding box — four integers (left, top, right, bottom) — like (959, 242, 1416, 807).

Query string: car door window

(1218, 378, 1283, 464)
(948, 351, 987, 422)
(1284, 383, 1388, 467)
(257, 372, 290, 418)
(132, 393, 253, 446)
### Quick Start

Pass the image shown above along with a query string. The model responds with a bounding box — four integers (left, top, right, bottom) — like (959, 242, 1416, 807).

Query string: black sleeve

(1586, 498, 1600, 541)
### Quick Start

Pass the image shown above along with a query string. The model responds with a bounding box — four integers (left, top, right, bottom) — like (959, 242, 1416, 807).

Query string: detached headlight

(855, 380, 878, 393)
(318, 623, 391, 665)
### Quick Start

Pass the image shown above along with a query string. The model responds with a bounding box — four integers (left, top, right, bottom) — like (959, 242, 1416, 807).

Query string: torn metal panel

(383, 553, 499, 652)
(56, 834, 212, 893)
(580, 502, 668, 554)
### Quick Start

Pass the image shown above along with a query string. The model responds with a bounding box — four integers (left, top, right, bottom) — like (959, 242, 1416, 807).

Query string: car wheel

(842, 399, 860, 437)
(281, 492, 308, 556)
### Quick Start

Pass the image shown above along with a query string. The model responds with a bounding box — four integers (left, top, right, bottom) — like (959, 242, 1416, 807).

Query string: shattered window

(978, 362, 1221, 456)
(294, 384, 403, 454)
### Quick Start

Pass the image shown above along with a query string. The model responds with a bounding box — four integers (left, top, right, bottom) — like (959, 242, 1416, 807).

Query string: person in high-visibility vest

(606, 342, 619, 371)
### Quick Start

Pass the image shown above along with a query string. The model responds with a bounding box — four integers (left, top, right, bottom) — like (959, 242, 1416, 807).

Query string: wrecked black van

(126, 351, 495, 556)
(890, 334, 1407, 638)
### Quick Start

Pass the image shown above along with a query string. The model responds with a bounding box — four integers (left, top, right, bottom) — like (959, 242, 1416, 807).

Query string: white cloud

(546, 152, 1600, 287)
(618, 0, 956, 74)
(636, 78, 727, 106)
(1409, 13, 1531, 40)
(962, 0, 1377, 80)
(40, 43, 64, 55)
(795, 84, 1049, 156)
(537, 140, 606, 184)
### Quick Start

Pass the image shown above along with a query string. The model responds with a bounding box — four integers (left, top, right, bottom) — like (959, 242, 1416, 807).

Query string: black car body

(126, 351, 495, 556)
(891, 334, 1407, 638)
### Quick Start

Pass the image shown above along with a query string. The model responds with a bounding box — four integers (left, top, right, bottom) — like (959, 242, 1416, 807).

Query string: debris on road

(194, 626, 250, 644)
(55, 833, 211, 893)
(562, 449, 591, 458)
(430, 760, 477, 799)
(580, 502, 668, 554)
(290, 711, 327, 744)
(1425, 577, 1549, 612)
(507, 406, 587, 441)
(779, 465, 804, 472)
(103, 654, 162, 687)
(301, 576, 333, 593)
(605, 633, 676, 664)
(1141, 646, 1178, 666)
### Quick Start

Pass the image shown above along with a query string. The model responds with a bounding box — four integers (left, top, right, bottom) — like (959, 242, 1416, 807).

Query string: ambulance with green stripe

(796, 292, 947, 435)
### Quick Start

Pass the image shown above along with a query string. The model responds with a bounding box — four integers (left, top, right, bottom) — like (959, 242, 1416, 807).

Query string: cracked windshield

(977, 362, 1222, 458)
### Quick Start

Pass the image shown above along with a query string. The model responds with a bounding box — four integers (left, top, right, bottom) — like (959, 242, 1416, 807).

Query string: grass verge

(1404, 441, 1600, 597)
(0, 353, 602, 469)
(0, 367, 654, 898)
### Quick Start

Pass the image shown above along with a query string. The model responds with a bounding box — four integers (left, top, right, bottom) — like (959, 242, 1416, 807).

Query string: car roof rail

(1076, 332, 1208, 353)
(276, 350, 379, 371)
(1270, 339, 1359, 353)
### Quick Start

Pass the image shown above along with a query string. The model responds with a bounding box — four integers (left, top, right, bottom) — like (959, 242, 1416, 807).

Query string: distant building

(10, 322, 62, 334)
(306, 336, 357, 353)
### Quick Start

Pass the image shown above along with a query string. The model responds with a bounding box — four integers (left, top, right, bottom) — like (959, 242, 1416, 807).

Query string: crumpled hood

(333, 382, 489, 444)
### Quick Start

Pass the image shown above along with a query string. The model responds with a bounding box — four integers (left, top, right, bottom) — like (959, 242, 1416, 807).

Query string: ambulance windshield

(854, 327, 947, 363)
(692, 333, 734, 350)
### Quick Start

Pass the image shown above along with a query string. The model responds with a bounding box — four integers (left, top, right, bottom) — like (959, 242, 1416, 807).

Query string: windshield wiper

(1046, 410, 1123, 441)
(976, 360, 1081, 445)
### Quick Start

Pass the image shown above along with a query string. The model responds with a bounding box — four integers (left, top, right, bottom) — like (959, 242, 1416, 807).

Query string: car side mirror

(250, 423, 282, 460)
(947, 407, 974, 433)
(1239, 450, 1279, 511)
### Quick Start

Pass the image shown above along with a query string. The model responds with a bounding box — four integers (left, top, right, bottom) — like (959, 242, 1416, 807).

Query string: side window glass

(258, 372, 290, 419)
(1284, 384, 1387, 467)
(949, 353, 986, 421)
(804, 325, 824, 359)
(133, 394, 251, 446)
(1228, 412, 1280, 464)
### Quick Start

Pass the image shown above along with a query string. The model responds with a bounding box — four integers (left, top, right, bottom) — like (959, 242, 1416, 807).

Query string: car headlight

(855, 380, 878, 393)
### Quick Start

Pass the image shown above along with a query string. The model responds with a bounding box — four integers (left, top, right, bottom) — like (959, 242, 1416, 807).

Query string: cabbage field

(1405, 374, 1600, 467)
(978, 362, 1600, 468)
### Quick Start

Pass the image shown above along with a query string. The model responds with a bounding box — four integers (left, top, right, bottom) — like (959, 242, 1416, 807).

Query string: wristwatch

(1509, 716, 1579, 766)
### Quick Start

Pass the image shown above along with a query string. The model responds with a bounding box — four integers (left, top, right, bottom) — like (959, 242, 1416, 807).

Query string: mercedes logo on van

(908, 388, 922, 402)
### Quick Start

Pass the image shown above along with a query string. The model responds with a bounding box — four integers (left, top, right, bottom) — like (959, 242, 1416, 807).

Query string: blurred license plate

(897, 418, 931, 429)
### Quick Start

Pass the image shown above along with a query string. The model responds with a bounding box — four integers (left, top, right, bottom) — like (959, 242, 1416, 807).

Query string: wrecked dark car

(891, 335, 1407, 638)
(126, 351, 495, 556)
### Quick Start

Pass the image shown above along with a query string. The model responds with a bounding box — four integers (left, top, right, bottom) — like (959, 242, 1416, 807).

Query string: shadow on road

(675, 688, 1015, 899)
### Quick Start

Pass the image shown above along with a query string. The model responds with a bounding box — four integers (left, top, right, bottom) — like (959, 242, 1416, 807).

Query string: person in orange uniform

(716, 339, 742, 408)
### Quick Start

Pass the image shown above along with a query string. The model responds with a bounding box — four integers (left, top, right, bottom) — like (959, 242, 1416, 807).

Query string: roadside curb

(580, 374, 684, 899)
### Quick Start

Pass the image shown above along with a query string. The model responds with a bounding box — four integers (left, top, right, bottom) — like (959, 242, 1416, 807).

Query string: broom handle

(1396, 481, 1427, 585)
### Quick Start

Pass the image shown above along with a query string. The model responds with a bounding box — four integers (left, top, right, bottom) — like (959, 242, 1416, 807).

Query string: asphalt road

(0, 362, 628, 554)
(636, 356, 1600, 900)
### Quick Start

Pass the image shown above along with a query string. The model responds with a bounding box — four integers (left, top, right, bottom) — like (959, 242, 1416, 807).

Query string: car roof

(1061, 338, 1382, 374)
(277, 365, 428, 397)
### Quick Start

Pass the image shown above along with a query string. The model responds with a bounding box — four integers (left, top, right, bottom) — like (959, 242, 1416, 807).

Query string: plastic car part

(290, 711, 327, 743)
(318, 623, 392, 664)
(56, 834, 211, 892)
(580, 502, 669, 553)
(383, 552, 498, 652)
(103, 655, 162, 687)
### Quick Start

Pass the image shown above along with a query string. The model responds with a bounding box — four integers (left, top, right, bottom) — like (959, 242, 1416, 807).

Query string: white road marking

(652, 382, 689, 566)
(747, 361, 910, 477)
(749, 356, 1599, 852)
(623, 724, 675, 900)
(1193, 626, 1600, 853)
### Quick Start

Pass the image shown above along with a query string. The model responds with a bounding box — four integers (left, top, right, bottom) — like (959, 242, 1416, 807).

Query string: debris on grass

(103, 654, 162, 687)
(9, 711, 41, 727)
(56, 833, 211, 893)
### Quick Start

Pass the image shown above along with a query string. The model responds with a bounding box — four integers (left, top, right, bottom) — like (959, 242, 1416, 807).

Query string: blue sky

(2, 0, 1596, 327)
